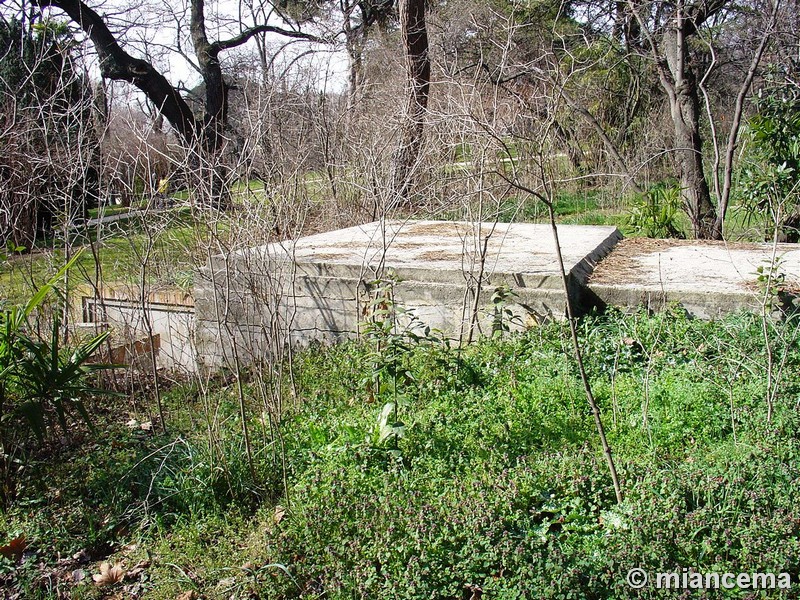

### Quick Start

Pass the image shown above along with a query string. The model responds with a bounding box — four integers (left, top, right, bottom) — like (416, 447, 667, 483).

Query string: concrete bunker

(71, 223, 800, 374)
(193, 220, 622, 370)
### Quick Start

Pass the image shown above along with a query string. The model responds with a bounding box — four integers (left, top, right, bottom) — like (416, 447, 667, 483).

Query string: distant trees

(19, 0, 325, 208)
(616, 0, 781, 238)
(436, 0, 785, 239)
(0, 0, 795, 240)
(340, 0, 395, 110)
(0, 17, 100, 249)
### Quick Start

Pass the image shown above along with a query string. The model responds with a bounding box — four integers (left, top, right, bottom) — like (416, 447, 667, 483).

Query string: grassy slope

(0, 211, 201, 306)
(2, 308, 799, 599)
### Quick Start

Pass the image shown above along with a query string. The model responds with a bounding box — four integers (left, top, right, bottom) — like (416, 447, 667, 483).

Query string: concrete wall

(193, 221, 622, 370)
(75, 284, 196, 374)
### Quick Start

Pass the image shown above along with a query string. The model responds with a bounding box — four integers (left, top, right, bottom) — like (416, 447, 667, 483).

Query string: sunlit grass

(0, 219, 202, 305)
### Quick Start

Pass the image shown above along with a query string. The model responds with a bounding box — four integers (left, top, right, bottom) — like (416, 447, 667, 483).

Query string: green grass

(446, 179, 771, 241)
(1, 175, 796, 597)
(491, 189, 628, 228)
(2, 308, 799, 598)
(87, 205, 131, 219)
(229, 179, 268, 205)
(0, 215, 201, 305)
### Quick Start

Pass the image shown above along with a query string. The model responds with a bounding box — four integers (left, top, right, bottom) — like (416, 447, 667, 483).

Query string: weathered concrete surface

(194, 221, 622, 369)
(589, 238, 800, 318)
(75, 229, 800, 375)
(73, 284, 196, 373)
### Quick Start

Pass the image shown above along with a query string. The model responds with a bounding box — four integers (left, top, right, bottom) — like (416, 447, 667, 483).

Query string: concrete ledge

(588, 238, 800, 317)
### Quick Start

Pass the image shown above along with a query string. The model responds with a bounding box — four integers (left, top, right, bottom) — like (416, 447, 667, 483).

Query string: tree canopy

(0, 0, 795, 239)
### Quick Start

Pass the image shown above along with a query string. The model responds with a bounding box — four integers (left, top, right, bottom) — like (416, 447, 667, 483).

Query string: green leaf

(16, 401, 46, 443)
(24, 249, 84, 318)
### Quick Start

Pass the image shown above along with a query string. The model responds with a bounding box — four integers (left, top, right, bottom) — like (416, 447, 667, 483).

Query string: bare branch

(36, 0, 200, 141)
(215, 24, 326, 52)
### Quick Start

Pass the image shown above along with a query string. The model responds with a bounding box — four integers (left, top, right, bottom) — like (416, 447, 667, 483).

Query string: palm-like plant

(13, 316, 113, 441)
(0, 250, 118, 443)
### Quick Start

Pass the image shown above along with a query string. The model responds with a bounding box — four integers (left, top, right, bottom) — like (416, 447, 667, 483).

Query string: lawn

(1, 209, 208, 306)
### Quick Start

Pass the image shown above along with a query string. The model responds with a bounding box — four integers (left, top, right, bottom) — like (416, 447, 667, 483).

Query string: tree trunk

(343, 0, 364, 117)
(670, 86, 716, 238)
(394, 0, 430, 203)
(38, 0, 201, 143)
(662, 21, 717, 238)
(189, 0, 229, 208)
(345, 34, 364, 115)
(190, 0, 226, 149)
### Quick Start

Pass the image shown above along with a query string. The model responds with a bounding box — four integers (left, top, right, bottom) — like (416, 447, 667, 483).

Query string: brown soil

(406, 221, 474, 236)
(417, 250, 463, 262)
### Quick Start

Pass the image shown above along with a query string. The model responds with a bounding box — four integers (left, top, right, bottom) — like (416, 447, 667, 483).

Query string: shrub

(0, 251, 117, 504)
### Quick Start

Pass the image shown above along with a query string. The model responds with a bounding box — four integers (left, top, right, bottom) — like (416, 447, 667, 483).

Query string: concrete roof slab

(589, 238, 800, 317)
(240, 220, 622, 286)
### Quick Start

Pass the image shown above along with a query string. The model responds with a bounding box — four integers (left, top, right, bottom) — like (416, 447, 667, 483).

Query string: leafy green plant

(755, 257, 799, 316)
(0, 250, 119, 501)
(626, 182, 685, 238)
(4, 307, 800, 598)
(753, 257, 800, 423)
(0, 256, 76, 424)
(489, 284, 522, 337)
(740, 79, 800, 241)
(11, 315, 114, 441)
(359, 272, 439, 451)
(0, 241, 25, 266)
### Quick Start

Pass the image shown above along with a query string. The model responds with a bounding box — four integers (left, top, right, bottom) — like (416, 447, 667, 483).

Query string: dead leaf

(127, 560, 150, 578)
(72, 569, 86, 582)
(140, 421, 153, 431)
(125, 418, 139, 429)
(92, 561, 125, 586)
(0, 535, 27, 561)
(175, 592, 197, 600)
(274, 505, 286, 524)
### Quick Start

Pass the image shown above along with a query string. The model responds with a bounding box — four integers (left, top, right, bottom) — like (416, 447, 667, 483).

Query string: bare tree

(22, 0, 325, 206)
(620, 0, 726, 237)
(0, 16, 101, 249)
(393, 0, 429, 202)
